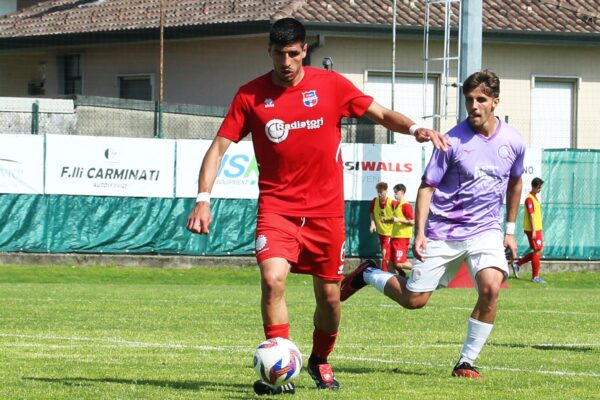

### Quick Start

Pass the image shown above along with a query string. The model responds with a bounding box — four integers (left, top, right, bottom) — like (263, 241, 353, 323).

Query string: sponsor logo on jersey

(264, 117, 324, 143)
(264, 98, 275, 108)
(302, 90, 318, 107)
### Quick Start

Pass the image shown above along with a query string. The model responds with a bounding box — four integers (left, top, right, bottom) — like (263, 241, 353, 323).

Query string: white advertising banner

(521, 148, 543, 202)
(176, 140, 259, 199)
(176, 140, 425, 201)
(0, 134, 44, 194)
(45, 135, 175, 198)
(342, 143, 424, 201)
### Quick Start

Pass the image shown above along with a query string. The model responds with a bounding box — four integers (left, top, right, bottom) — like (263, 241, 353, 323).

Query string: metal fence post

(154, 100, 164, 138)
(31, 100, 39, 134)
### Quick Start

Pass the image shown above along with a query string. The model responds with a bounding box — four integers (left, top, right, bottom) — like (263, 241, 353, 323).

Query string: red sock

(263, 323, 289, 340)
(518, 253, 533, 266)
(311, 327, 338, 362)
(381, 259, 388, 272)
(531, 254, 541, 278)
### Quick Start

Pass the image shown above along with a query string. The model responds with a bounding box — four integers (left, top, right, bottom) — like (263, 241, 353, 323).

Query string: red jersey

(217, 67, 373, 217)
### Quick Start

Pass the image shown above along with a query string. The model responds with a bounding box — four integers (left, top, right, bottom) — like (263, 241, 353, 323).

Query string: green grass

(0, 265, 598, 399)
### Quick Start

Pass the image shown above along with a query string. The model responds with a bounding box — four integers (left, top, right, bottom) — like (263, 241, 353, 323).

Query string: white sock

(458, 317, 494, 365)
(364, 268, 395, 294)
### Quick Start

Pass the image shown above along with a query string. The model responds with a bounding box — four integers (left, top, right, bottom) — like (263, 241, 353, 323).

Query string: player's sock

(311, 327, 338, 361)
(531, 253, 541, 278)
(517, 252, 532, 266)
(381, 259, 388, 272)
(458, 317, 494, 365)
(364, 268, 395, 294)
(263, 323, 289, 339)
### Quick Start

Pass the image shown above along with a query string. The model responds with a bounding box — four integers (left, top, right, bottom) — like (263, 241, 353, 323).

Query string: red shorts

(525, 230, 544, 251)
(255, 213, 346, 281)
(377, 234, 391, 261)
(390, 237, 410, 263)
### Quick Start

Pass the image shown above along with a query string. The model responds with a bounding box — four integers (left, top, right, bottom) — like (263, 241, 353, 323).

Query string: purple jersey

(423, 118, 525, 240)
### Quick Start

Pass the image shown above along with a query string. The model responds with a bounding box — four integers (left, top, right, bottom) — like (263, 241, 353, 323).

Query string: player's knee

(261, 272, 286, 295)
(403, 296, 428, 310)
(478, 282, 500, 305)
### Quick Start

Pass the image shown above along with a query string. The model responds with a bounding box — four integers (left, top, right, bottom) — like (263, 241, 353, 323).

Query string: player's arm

(186, 136, 233, 234)
(363, 101, 449, 151)
(413, 183, 435, 262)
(369, 200, 377, 233)
(504, 176, 523, 259)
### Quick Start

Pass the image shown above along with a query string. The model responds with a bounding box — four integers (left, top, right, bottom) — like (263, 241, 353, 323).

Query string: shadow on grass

(435, 340, 595, 353)
(487, 342, 595, 353)
(338, 366, 427, 376)
(23, 376, 248, 393)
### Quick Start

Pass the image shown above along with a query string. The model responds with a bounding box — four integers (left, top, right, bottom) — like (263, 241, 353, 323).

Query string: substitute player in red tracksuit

(514, 177, 546, 283)
(187, 17, 449, 395)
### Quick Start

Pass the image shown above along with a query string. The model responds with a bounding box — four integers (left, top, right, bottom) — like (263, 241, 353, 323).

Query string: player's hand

(186, 202, 212, 234)
(414, 128, 450, 151)
(412, 232, 428, 262)
(503, 234, 518, 260)
(531, 231, 537, 240)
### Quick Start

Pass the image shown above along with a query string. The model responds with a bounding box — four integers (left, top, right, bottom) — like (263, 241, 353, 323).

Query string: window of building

(57, 54, 83, 96)
(118, 75, 154, 101)
(531, 77, 578, 149)
(365, 72, 438, 143)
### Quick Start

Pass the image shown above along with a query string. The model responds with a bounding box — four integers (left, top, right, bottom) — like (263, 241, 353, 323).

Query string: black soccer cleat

(452, 361, 482, 379)
(340, 259, 377, 301)
(253, 380, 296, 395)
(307, 361, 340, 390)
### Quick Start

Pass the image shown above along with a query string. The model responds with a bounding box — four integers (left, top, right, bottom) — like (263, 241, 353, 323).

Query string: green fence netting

(0, 149, 598, 260)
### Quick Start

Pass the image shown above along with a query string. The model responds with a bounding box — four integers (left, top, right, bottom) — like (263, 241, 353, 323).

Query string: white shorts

(406, 230, 508, 293)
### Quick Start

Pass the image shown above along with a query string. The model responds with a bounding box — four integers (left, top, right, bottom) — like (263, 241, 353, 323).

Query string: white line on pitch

(2, 333, 599, 378)
(336, 355, 600, 378)
(446, 307, 599, 315)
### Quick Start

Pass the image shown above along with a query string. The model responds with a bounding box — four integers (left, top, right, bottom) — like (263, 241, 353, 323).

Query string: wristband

(505, 222, 516, 235)
(408, 124, 422, 136)
(196, 192, 210, 203)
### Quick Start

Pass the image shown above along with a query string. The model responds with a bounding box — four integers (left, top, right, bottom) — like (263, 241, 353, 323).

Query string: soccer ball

(253, 337, 302, 386)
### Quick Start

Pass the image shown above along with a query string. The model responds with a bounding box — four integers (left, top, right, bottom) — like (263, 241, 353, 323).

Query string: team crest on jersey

(264, 98, 275, 108)
(255, 234, 268, 253)
(302, 90, 318, 107)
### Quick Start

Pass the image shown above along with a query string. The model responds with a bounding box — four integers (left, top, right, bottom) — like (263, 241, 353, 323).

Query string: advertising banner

(0, 134, 44, 194)
(522, 148, 543, 202)
(176, 140, 259, 199)
(45, 135, 175, 198)
(342, 143, 424, 201)
(175, 140, 425, 201)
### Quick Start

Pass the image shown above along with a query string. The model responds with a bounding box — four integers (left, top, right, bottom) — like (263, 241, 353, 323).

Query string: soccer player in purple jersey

(341, 70, 525, 379)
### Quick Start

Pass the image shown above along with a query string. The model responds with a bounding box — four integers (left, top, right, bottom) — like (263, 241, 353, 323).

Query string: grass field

(0, 265, 598, 399)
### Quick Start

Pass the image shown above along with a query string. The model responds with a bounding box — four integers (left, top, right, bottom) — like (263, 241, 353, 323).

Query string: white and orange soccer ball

(253, 337, 302, 386)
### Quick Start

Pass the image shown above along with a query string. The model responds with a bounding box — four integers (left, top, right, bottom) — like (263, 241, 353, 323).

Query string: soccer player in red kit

(187, 17, 448, 395)
(369, 182, 394, 271)
(513, 177, 546, 283)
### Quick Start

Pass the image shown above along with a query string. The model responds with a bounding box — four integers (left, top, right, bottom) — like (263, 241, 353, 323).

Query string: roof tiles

(1, 0, 599, 39)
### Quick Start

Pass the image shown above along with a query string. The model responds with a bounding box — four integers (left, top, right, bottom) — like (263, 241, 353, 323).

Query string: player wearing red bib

(369, 182, 394, 271)
(513, 177, 546, 283)
(187, 17, 449, 395)
(389, 184, 415, 277)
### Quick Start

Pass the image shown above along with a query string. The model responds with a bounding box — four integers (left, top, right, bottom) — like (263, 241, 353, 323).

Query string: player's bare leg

(341, 261, 431, 308)
(259, 257, 290, 326)
(254, 257, 297, 395)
